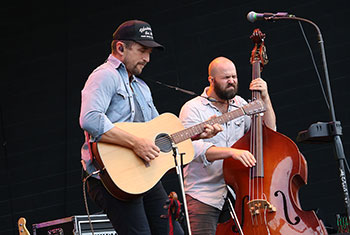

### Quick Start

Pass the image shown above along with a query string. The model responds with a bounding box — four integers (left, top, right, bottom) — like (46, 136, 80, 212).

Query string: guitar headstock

(242, 100, 266, 115)
(18, 217, 30, 235)
(250, 28, 268, 68)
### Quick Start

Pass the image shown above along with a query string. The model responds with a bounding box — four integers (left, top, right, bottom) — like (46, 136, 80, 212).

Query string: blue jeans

(186, 194, 221, 235)
(88, 177, 182, 235)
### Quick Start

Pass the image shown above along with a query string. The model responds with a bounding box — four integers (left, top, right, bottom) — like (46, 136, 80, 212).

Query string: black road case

(32, 214, 117, 235)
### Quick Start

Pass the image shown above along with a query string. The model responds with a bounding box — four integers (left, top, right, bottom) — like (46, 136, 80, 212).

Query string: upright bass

(216, 29, 328, 234)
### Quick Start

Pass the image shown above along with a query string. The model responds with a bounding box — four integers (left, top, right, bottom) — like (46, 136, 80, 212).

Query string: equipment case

(32, 214, 117, 235)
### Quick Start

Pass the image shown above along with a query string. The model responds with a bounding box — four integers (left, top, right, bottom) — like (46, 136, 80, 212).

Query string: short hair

(111, 40, 135, 53)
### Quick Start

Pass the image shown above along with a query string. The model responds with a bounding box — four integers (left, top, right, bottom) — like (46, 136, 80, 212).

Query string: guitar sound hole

(155, 133, 173, 153)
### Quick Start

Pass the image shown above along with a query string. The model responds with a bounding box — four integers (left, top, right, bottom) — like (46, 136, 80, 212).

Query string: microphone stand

(172, 144, 192, 235)
(270, 15, 350, 221)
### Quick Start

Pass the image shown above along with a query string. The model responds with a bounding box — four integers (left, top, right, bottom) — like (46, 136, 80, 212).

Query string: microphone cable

(142, 77, 240, 108)
(297, 21, 330, 110)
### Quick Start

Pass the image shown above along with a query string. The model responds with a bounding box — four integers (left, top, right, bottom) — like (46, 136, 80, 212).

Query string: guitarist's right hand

(132, 137, 160, 162)
(101, 126, 160, 162)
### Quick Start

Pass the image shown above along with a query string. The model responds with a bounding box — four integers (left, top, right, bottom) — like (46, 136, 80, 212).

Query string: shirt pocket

(233, 117, 245, 127)
(108, 88, 131, 119)
(145, 100, 158, 120)
(112, 89, 129, 108)
(232, 117, 246, 138)
(116, 88, 128, 99)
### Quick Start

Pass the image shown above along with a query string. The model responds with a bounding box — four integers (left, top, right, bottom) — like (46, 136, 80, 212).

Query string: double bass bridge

(248, 199, 276, 216)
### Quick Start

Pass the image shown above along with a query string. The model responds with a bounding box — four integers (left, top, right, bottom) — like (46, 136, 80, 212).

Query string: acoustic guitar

(92, 99, 265, 200)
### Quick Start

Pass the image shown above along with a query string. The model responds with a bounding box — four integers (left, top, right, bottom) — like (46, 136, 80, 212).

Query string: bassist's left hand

(249, 77, 269, 100)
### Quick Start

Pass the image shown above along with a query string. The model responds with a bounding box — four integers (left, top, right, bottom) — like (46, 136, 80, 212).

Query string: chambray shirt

(179, 88, 251, 210)
(79, 54, 159, 175)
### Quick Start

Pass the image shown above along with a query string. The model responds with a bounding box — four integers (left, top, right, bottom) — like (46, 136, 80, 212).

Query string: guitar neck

(171, 107, 245, 144)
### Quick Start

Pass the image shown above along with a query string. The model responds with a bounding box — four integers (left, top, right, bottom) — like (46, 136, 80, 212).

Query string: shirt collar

(106, 54, 139, 83)
(107, 54, 123, 69)
(200, 87, 211, 105)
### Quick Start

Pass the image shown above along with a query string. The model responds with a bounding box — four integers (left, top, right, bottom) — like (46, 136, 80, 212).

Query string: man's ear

(116, 41, 125, 55)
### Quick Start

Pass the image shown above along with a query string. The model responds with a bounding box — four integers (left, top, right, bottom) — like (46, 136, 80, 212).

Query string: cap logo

(139, 26, 154, 39)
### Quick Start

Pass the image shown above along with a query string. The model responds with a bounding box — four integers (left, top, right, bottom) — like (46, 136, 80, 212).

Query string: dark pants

(186, 194, 221, 235)
(185, 192, 236, 235)
(87, 177, 183, 235)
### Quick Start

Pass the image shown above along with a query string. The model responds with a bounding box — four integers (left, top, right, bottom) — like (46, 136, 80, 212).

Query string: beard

(128, 62, 146, 76)
(213, 79, 238, 100)
(124, 55, 147, 76)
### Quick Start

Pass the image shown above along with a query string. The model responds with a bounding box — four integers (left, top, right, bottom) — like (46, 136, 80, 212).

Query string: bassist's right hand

(132, 137, 160, 162)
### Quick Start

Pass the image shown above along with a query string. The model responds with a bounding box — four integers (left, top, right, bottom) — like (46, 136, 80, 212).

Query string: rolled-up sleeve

(79, 69, 116, 141)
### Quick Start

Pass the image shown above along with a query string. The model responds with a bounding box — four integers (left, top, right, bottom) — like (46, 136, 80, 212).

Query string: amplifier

(32, 214, 117, 235)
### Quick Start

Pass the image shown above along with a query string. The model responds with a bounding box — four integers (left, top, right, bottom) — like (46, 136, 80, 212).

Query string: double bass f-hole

(274, 190, 301, 225)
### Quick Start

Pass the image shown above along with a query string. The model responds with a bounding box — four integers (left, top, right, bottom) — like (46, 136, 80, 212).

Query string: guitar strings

(154, 102, 260, 147)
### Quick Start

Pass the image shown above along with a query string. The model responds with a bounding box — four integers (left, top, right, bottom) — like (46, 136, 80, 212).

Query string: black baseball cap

(113, 20, 164, 50)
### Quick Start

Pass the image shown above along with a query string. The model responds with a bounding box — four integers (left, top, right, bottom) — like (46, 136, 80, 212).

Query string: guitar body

(92, 113, 194, 201)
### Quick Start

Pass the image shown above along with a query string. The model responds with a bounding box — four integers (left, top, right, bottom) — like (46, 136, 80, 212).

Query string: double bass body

(217, 125, 328, 234)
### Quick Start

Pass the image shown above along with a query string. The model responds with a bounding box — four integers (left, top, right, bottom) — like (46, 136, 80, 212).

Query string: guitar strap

(85, 131, 94, 162)
(85, 131, 104, 173)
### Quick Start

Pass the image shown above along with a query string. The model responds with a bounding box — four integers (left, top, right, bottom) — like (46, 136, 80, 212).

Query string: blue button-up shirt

(79, 54, 159, 174)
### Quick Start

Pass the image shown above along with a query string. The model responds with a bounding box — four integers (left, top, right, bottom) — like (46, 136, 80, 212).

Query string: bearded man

(179, 56, 276, 235)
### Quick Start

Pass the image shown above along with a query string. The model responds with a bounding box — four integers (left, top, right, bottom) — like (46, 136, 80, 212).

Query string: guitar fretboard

(171, 108, 245, 144)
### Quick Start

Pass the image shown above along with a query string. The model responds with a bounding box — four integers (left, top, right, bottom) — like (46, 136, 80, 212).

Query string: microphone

(247, 11, 291, 23)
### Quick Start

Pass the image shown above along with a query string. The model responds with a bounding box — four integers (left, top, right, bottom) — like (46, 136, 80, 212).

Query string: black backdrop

(1, 0, 350, 234)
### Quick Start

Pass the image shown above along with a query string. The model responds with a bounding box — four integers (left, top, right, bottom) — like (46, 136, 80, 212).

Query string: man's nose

(228, 77, 236, 84)
(143, 53, 150, 63)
